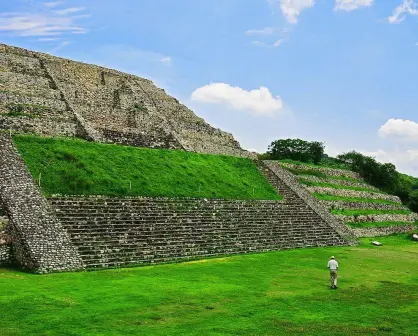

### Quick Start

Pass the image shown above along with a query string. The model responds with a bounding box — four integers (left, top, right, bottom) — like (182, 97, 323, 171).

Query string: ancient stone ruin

(0, 43, 253, 158)
(0, 44, 358, 273)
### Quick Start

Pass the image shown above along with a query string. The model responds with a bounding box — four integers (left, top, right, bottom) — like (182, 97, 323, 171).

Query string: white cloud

(158, 56, 172, 65)
(191, 83, 283, 116)
(361, 149, 418, 177)
(251, 39, 283, 48)
(388, 0, 418, 24)
(379, 119, 418, 142)
(37, 37, 61, 41)
(245, 27, 275, 35)
(44, 1, 65, 8)
(0, 4, 88, 37)
(54, 7, 86, 16)
(268, 0, 315, 24)
(334, 0, 373, 12)
(49, 40, 71, 53)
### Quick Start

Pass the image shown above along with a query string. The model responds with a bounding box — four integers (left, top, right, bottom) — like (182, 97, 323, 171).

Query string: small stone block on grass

(372, 241, 382, 246)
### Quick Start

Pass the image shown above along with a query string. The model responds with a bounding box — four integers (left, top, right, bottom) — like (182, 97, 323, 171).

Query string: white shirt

(327, 260, 339, 270)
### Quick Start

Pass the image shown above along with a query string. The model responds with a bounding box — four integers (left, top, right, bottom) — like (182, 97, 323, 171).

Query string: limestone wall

(0, 133, 84, 273)
(0, 43, 254, 158)
(50, 196, 349, 269)
(261, 161, 358, 244)
(0, 215, 11, 266)
(353, 225, 416, 238)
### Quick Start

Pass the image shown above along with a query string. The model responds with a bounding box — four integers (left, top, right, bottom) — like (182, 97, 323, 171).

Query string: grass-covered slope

(279, 160, 418, 230)
(13, 135, 281, 200)
(0, 235, 417, 335)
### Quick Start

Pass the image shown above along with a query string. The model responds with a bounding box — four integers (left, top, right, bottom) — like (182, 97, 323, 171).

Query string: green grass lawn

(0, 235, 417, 335)
(331, 209, 412, 216)
(13, 135, 281, 200)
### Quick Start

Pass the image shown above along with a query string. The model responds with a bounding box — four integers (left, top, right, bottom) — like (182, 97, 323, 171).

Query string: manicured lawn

(13, 135, 281, 200)
(0, 235, 417, 335)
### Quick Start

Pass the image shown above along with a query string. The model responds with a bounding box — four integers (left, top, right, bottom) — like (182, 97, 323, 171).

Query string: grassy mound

(0, 235, 417, 335)
(14, 135, 281, 200)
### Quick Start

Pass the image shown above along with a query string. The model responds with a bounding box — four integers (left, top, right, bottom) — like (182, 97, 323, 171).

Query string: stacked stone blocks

(0, 43, 255, 158)
(0, 134, 84, 273)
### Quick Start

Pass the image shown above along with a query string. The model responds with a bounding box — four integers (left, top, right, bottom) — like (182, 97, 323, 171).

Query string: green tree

(266, 139, 325, 164)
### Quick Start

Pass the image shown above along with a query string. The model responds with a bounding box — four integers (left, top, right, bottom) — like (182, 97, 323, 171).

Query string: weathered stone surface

(0, 133, 84, 273)
(305, 186, 401, 203)
(261, 161, 358, 245)
(0, 43, 254, 158)
(298, 175, 379, 191)
(337, 213, 418, 223)
(352, 225, 416, 238)
(279, 162, 361, 179)
(49, 195, 350, 269)
(319, 200, 408, 211)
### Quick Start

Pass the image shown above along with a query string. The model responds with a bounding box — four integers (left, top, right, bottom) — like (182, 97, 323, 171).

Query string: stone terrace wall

(0, 214, 11, 266)
(0, 245, 11, 265)
(353, 225, 417, 238)
(0, 134, 84, 273)
(0, 43, 254, 158)
(262, 161, 358, 245)
(49, 196, 349, 269)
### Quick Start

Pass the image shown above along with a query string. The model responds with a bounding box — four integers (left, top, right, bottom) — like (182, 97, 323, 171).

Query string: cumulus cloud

(268, 0, 315, 24)
(0, 2, 88, 37)
(379, 119, 418, 142)
(334, 0, 373, 12)
(388, 0, 418, 24)
(191, 83, 283, 116)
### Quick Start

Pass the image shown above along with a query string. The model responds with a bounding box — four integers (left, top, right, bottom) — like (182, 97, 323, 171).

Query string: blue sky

(1, 0, 418, 176)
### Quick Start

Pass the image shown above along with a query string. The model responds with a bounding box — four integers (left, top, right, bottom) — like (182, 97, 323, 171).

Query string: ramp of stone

(50, 197, 348, 269)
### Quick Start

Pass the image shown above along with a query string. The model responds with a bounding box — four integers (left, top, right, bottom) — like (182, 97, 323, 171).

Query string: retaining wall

(353, 225, 416, 238)
(0, 134, 84, 273)
(50, 196, 349, 269)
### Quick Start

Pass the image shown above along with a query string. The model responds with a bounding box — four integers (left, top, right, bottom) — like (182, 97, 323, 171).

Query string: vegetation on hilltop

(13, 135, 281, 200)
(0, 235, 417, 335)
(260, 138, 418, 212)
(261, 138, 325, 164)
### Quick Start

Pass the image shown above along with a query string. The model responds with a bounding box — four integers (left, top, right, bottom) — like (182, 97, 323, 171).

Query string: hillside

(277, 160, 418, 230)
(13, 135, 281, 200)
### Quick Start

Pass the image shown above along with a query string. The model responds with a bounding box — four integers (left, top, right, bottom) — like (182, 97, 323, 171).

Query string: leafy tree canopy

(266, 138, 325, 164)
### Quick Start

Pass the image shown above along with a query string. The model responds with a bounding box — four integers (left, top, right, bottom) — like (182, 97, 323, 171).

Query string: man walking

(327, 256, 339, 289)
